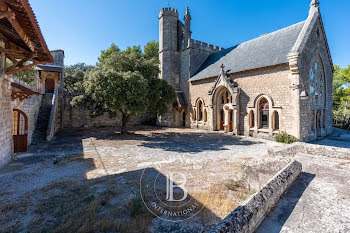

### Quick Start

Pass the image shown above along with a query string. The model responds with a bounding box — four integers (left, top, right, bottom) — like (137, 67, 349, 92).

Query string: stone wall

(298, 15, 334, 142)
(268, 142, 350, 160)
(210, 159, 302, 233)
(0, 77, 12, 168)
(59, 95, 155, 129)
(12, 94, 42, 146)
(189, 64, 295, 137)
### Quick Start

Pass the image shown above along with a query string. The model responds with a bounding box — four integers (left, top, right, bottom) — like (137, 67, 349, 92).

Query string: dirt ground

(0, 126, 283, 233)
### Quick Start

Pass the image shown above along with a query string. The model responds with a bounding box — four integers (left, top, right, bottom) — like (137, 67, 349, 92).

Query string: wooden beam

(0, 48, 31, 56)
(6, 54, 32, 73)
(6, 53, 17, 63)
(6, 61, 37, 75)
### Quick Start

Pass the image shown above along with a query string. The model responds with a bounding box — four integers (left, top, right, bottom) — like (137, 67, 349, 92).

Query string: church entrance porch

(213, 86, 239, 134)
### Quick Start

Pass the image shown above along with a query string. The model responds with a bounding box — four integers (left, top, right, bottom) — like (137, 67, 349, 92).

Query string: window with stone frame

(273, 111, 279, 131)
(249, 110, 254, 128)
(197, 100, 203, 121)
(310, 56, 326, 105)
(259, 98, 269, 129)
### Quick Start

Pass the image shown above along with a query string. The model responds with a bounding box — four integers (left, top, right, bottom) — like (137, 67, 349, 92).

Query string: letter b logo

(166, 172, 188, 202)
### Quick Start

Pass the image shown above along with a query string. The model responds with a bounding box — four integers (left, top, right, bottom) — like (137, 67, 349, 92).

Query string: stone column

(287, 52, 301, 139)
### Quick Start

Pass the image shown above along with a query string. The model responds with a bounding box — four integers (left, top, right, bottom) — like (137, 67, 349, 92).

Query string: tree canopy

(333, 65, 350, 129)
(72, 41, 176, 134)
(64, 63, 93, 95)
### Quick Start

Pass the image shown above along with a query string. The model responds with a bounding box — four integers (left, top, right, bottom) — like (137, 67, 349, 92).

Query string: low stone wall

(59, 95, 156, 129)
(238, 157, 294, 191)
(0, 77, 13, 168)
(268, 142, 350, 160)
(210, 160, 302, 233)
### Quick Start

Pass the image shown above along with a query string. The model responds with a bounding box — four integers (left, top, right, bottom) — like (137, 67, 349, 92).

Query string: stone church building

(159, 0, 333, 142)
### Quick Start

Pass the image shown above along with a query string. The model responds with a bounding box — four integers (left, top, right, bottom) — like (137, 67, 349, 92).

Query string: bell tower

(159, 7, 180, 90)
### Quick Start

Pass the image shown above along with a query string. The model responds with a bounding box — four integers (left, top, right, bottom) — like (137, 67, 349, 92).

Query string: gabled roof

(0, 0, 53, 74)
(189, 21, 305, 82)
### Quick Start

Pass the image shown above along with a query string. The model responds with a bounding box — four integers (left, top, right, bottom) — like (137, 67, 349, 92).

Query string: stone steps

(32, 94, 53, 145)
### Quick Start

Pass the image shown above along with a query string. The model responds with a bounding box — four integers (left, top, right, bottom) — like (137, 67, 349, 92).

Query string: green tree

(64, 63, 94, 95)
(144, 41, 159, 60)
(72, 43, 176, 134)
(6, 60, 36, 86)
(333, 65, 350, 129)
(98, 43, 120, 64)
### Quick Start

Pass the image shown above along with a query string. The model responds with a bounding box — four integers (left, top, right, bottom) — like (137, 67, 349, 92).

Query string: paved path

(257, 130, 350, 233)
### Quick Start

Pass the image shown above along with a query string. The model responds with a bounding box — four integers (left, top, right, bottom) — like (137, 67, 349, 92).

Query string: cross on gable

(220, 64, 225, 70)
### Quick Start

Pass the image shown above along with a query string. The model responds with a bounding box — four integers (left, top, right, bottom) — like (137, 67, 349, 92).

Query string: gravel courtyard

(0, 127, 282, 233)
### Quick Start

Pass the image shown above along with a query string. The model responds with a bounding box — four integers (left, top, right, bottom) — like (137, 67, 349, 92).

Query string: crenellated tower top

(159, 7, 179, 18)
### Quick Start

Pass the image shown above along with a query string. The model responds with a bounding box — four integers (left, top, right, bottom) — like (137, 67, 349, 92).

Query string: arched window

(310, 57, 326, 105)
(273, 111, 279, 131)
(193, 108, 196, 121)
(221, 95, 225, 104)
(259, 98, 269, 129)
(197, 100, 203, 121)
(249, 110, 255, 128)
(204, 109, 208, 123)
(229, 95, 232, 103)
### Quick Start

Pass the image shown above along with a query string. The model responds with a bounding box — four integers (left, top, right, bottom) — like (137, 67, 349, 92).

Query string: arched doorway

(13, 109, 28, 153)
(214, 87, 232, 131)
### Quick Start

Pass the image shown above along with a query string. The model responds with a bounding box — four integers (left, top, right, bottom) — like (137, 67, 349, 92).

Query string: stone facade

(0, 77, 13, 168)
(159, 0, 333, 142)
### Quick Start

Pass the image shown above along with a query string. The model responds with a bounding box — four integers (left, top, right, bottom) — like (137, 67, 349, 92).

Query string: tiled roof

(189, 21, 305, 82)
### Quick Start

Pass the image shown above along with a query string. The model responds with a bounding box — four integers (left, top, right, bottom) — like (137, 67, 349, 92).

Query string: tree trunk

(121, 113, 129, 135)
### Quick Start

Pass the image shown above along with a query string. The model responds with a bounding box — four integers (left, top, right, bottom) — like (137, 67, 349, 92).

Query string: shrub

(130, 194, 143, 217)
(275, 131, 299, 144)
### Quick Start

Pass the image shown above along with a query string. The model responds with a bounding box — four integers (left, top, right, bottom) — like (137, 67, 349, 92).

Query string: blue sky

(30, 0, 349, 67)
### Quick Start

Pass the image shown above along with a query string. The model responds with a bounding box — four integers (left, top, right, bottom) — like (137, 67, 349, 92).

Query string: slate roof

(189, 21, 305, 82)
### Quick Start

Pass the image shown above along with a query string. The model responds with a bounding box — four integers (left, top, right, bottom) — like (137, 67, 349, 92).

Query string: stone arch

(252, 93, 275, 108)
(195, 98, 205, 122)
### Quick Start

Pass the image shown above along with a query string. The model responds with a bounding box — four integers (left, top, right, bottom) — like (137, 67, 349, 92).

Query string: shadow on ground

(256, 172, 316, 233)
(137, 132, 261, 153)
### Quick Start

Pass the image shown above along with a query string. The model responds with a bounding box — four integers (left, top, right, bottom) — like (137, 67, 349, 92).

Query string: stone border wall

(268, 142, 350, 160)
(210, 160, 302, 233)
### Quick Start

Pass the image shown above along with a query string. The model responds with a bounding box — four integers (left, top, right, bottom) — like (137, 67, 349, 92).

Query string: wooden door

(45, 78, 55, 93)
(13, 109, 28, 153)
